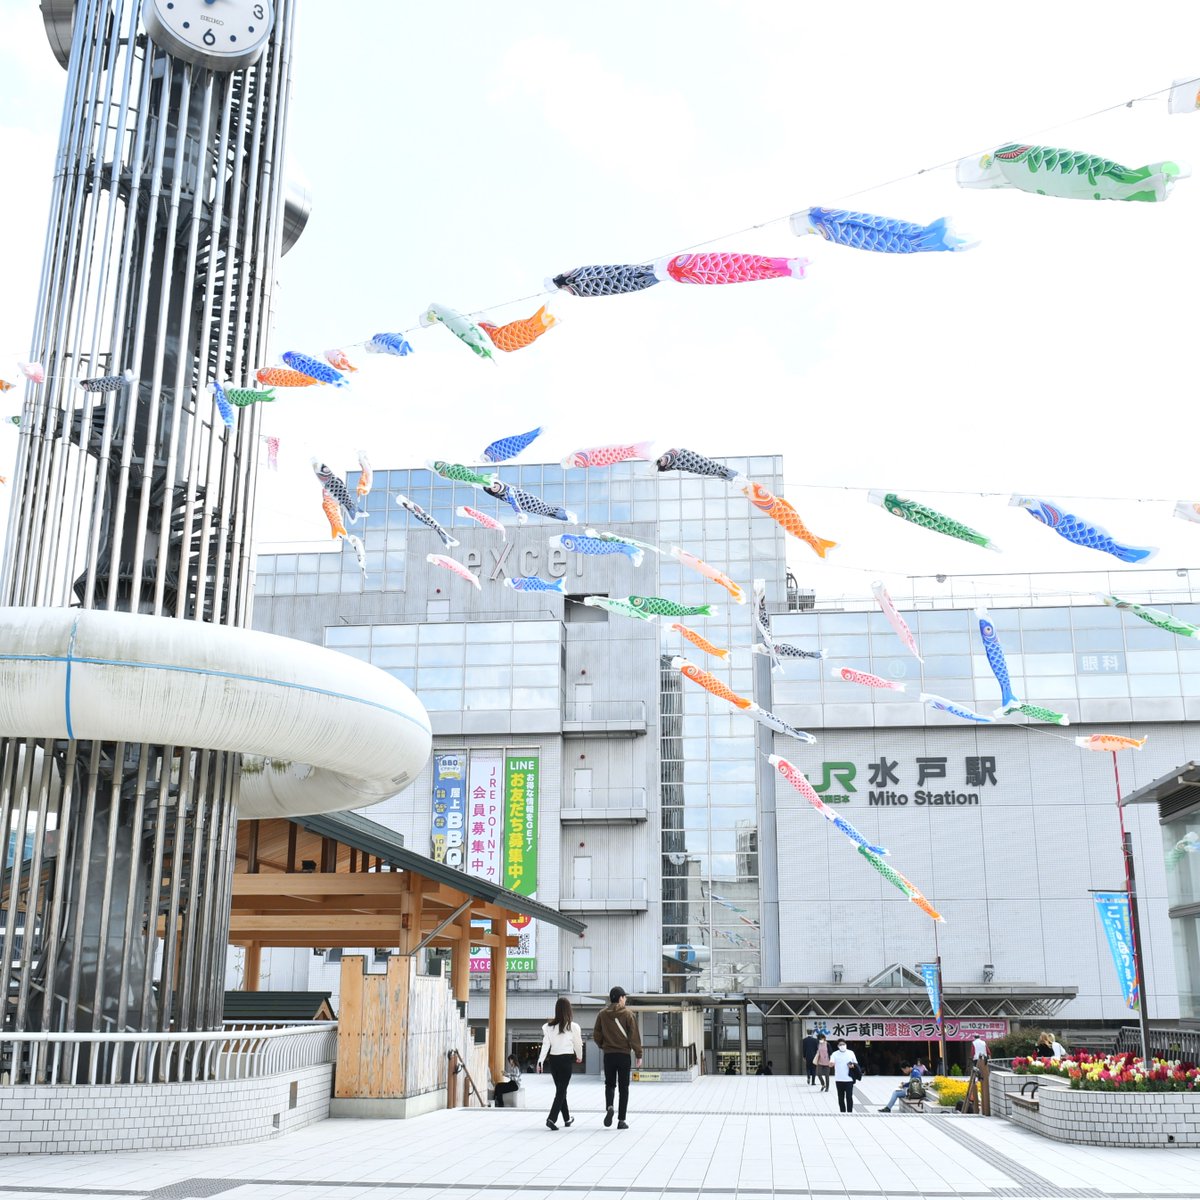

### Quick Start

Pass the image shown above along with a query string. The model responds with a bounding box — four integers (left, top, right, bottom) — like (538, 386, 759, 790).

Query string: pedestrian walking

(493, 1054, 521, 1107)
(802, 1031, 819, 1085)
(538, 997, 583, 1130)
(830, 1039, 860, 1113)
(593, 985, 643, 1130)
(814, 1033, 831, 1092)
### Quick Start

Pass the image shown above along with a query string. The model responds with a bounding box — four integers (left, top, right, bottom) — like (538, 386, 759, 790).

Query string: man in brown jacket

(593, 985, 643, 1129)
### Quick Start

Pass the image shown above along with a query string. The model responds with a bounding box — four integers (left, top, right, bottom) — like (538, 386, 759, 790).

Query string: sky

(1, 1, 1199, 606)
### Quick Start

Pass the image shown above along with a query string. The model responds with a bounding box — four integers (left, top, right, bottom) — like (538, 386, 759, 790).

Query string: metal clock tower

(0, 0, 306, 1052)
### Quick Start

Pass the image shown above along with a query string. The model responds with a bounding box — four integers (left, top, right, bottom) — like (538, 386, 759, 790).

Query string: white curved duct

(0, 607, 431, 818)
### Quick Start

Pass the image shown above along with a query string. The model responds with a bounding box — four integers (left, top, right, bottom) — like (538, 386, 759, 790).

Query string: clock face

(143, 0, 275, 72)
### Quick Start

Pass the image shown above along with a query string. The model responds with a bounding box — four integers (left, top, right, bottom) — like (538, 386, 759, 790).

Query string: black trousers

(493, 1080, 519, 1107)
(603, 1051, 632, 1120)
(805, 1058, 816, 1085)
(546, 1053, 575, 1123)
(836, 1080, 855, 1112)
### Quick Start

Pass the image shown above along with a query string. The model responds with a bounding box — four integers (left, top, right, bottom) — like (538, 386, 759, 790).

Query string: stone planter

(991, 1069, 1200, 1147)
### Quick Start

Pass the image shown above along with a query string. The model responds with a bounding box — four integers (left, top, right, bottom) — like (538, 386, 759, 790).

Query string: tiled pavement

(1, 1075, 1197, 1200)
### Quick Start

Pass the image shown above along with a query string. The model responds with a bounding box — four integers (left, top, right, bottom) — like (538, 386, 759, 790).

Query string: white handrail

(0, 1022, 338, 1087)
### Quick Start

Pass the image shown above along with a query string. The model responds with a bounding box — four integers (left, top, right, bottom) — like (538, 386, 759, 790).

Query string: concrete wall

(771, 719, 1186, 1020)
(1009, 1085, 1200, 1147)
(0, 1063, 331, 1155)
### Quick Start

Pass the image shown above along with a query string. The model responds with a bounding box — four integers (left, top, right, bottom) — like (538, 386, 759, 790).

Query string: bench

(897, 1096, 926, 1113)
(1009, 1094, 1040, 1114)
(491, 1087, 527, 1109)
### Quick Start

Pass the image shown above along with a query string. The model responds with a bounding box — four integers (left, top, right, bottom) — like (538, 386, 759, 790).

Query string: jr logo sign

(812, 762, 855, 804)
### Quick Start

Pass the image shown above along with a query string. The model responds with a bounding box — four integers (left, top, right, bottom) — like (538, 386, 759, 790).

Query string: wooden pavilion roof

(231, 812, 584, 952)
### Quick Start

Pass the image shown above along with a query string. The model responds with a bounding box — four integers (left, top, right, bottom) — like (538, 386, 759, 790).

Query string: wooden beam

(229, 915, 403, 935)
(230, 896, 409, 915)
(286, 823, 297, 873)
(233, 874, 407, 896)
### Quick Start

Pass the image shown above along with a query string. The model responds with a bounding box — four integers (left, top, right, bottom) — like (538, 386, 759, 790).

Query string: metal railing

(561, 878, 648, 902)
(0, 1021, 338, 1087)
(1113, 1025, 1200, 1061)
(642, 1044, 698, 1070)
(563, 701, 647, 725)
(561, 788, 648, 810)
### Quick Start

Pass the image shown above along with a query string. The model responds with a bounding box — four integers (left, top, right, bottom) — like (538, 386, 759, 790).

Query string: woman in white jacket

(538, 996, 583, 1130)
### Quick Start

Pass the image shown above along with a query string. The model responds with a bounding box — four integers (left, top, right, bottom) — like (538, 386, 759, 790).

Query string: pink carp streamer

(656, 253, 808, 285)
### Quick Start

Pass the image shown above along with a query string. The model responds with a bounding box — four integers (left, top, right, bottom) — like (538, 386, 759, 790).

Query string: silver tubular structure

(0, 1021, 338, 1086)
(1, 1, 301, 1056)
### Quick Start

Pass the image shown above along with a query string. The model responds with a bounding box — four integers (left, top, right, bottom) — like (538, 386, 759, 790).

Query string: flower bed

(929, 1076, 967, 1107)
(1011, 1052, 1199, 1093)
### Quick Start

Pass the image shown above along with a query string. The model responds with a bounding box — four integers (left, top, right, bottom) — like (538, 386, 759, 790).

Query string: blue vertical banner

(1094, 891, 1139, 1009)
(919, 963, 943, 1028)
(431, 752, 466, 868)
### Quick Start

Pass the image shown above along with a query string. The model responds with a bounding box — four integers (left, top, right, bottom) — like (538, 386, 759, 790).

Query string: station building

(250, 456, 1198, 1073)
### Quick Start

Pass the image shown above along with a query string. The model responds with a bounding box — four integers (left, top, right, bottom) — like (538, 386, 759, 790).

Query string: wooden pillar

(246, 821, 260, 873)
(243, 943, 261, 991)
(452, 911, 472, 1003)
(334, 955, 366, 1099)
(488, 917, 507, 1085)
(286, 823, 297, 872)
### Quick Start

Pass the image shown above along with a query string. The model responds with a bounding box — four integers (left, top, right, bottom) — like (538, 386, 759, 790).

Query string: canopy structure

(748, 982, 1076, 1022)
(231, 811, 584, 1085)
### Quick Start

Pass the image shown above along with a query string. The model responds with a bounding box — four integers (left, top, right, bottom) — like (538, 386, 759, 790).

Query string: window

(566, 595, 607, 622)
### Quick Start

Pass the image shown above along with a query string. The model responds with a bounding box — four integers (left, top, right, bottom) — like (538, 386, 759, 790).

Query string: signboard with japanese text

(504, 755, 539, 896)
(802, 1019, 1008, 1041)
(430, 753, 466, 867)
(503, 754, 539, 974)
(810, 755, 999, 807)
(462, 748, 540, 975)
(1076, 652, 1126, 675)
(467, 752, 503, 884)
(1094, 891, 1139, 1009)
(918, 963, 942, 1030)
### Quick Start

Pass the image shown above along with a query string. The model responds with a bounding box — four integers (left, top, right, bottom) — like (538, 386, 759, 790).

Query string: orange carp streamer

(671, 657, 752, 709)
(744, 482, 836, 558)
(479, 305, 557, 352)
(669, 623, 729, 660)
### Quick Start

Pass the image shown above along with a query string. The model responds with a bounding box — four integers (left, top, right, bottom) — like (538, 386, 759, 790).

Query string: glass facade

(325, 620, 562, 714)
(655, 461, 786, 995)
(771, 602, 1200, 709)
(1163, 805, 1200, 1021)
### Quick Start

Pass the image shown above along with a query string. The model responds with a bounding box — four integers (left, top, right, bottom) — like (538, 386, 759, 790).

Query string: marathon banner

(1094, 891, 1139, 1010)
(802, 1019, 1007, 1042)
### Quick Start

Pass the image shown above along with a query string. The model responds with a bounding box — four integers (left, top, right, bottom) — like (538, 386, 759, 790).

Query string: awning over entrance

(748, 981, 1076, 1021)
(1118, 761, 1200, 812)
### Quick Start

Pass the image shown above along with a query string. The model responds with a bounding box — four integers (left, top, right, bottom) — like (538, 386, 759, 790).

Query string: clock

(142, 0, 275, 72)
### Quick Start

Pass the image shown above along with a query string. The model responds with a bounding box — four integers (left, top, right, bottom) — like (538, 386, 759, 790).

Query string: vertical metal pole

(934, 919, 947, 1076)
(1114, 752, 1152, 1063)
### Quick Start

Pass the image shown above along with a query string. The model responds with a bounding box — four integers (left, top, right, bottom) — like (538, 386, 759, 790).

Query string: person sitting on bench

(880, 1060, 927, 1112)
(493, 1055, 521, 1107)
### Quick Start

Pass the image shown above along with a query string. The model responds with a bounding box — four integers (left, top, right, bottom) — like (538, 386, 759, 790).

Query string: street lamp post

(1113, 753, 1153, 1065)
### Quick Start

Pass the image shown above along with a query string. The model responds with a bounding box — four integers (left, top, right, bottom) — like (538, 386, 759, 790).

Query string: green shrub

(984, 1029, 1046, 1059)
(949, 1063, 962, 1076)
